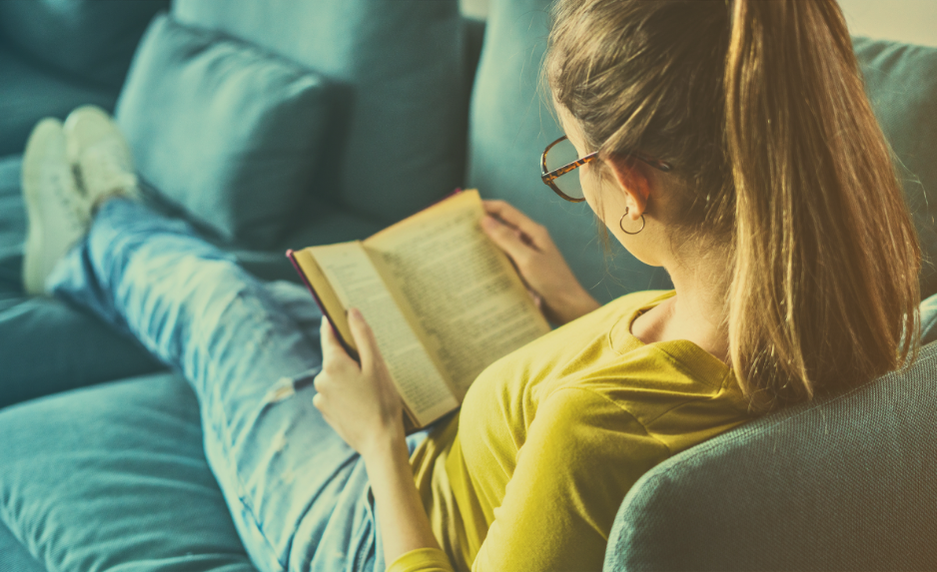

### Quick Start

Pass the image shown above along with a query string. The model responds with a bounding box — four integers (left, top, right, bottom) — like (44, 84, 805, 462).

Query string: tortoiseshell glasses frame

(540, 135, 674, 203)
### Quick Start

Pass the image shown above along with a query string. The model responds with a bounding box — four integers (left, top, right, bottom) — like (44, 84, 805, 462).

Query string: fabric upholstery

(920, 292, 937, 346)
(467, 4, 937, 303)
(466, 0, 672, 304)
(116, 14, 333, 247)
(0, 0, 167, 91)
(0, 48, 117, 157)
(0, 156, 164, 410)
(0, 373, 258, 572)
(1, 0, 935, 567)
(854, 38, 937, 298)
(171, 0, 469, 228)
(605, 342, 937, 572)
(0, 522, 44, 572)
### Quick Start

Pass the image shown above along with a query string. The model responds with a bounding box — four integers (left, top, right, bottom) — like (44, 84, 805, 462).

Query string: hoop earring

(619, 208, 646, 235)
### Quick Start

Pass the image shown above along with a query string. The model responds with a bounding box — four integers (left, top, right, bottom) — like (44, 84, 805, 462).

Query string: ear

(605, 155, 652, 219)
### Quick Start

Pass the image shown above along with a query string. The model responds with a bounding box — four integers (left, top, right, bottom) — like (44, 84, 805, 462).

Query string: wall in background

(460, 0, 937, 47)
(840, 0, 937, 47)
(460, 0, 488, 20)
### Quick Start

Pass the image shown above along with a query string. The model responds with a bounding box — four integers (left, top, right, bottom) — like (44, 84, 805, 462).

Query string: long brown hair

(547, 0, 920, 410)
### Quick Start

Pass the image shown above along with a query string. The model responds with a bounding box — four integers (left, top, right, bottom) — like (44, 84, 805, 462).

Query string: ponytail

(724, 0, 920, 407)
(548, 0, 920, 410)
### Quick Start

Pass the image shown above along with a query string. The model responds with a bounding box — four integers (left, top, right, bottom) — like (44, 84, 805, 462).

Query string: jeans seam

(210, 386, 289, 572)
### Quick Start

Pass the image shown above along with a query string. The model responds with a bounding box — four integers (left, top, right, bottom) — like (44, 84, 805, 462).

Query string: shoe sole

(22, 118, 66, 295)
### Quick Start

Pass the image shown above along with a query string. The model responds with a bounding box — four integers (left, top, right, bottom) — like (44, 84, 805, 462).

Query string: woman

(20, 0, 919, 571)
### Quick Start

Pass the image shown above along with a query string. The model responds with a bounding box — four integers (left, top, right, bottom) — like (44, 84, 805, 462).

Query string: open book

(287, 190, 551, 429)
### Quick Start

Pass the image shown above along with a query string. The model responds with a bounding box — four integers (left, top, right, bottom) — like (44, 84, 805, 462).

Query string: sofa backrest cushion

(854, 37, 937, 298)
(605, 341, 937, 572)
(466, 0, 670, 304)
(115, 14, 333, 247)
(0, 0, 168, 90)
(170, 0, 469, 229)
(467, 0, 937, 303)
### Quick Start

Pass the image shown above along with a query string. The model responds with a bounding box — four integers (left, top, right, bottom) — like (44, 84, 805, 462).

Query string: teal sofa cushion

(116, 13, 333, 247)
(0, 156, 164, 410)
(466, 0, 669, 304)
(467, 2, 937, 303)
(0, 522, 44, 572)
(0, 373, 258, 571)
(0, 48, 117, 157)
(853, 38, 937, 298)
(171, 0, 469, 228)
(920, 292, 937, 346)
(0, 0, 167, 90)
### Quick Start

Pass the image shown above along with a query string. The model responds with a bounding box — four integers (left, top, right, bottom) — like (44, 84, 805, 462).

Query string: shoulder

(522, 387, 672, 484)
(532, 387, 666, 450)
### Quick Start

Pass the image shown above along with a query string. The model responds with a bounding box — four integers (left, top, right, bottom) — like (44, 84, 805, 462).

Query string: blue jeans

(49, 199, 428, 572)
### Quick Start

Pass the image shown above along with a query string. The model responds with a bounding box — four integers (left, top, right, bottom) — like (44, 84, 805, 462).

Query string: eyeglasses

(540, 135, 674, 202)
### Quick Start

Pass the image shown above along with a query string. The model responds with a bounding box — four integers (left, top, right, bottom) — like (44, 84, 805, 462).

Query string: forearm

(363, 431, 443, 566)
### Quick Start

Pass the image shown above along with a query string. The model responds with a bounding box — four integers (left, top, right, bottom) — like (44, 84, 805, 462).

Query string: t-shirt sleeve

(471, 387, 671, 572)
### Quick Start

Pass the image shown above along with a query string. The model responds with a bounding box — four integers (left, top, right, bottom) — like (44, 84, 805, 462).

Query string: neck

(633, 239, 732, 362)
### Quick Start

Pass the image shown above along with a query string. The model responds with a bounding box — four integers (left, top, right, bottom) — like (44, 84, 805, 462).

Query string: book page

(365, 190, 551, 399)
(308, 242, 459, 426)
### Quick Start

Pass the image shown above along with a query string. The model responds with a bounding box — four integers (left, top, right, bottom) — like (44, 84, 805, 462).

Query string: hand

(481, 200, 600, 325)
(313, 309, 405, 460)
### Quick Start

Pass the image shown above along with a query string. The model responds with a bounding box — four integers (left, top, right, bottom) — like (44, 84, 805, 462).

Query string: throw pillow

(115, 13, 332, 247)
(171, 0, 469, 227)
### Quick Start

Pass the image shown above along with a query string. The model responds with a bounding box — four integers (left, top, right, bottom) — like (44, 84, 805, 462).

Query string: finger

(312, 393, 334, 427)
(347, 308, 380, 372)
(482, 215, 537, 265)
(320, 317, 345, 364)
(313, 371, 326, 393)
(482, 200, 546, 242)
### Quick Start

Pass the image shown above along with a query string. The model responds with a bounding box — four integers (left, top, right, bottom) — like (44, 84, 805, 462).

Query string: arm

(313, 311, 453, 570)
(481, 200, 600, 325)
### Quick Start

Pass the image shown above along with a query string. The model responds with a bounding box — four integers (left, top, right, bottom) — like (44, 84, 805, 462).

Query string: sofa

(1, 0, 936, 570)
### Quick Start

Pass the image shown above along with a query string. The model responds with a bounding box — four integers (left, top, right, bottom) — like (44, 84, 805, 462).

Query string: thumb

(347, 308, 380, 372)
(481, 215, 531, 264)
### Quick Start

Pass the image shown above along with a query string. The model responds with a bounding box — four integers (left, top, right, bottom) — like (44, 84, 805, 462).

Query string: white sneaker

(22, 118, 92, 296)
(63, 105, 140, 207)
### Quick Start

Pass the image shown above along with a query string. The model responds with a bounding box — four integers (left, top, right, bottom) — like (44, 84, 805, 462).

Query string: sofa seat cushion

(605, 342, 937, 571)
(0, 48, 118, 157)
(0, 155, 164, 409)
(0, 521, 44, 572)
(0, 373, 258, 571)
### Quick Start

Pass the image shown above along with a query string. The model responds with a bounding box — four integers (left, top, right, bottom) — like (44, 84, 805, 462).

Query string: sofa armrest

(604, 343, 937, 571)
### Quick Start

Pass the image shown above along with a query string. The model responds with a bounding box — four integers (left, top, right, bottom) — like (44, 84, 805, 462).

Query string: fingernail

(481, 215, 498, 229)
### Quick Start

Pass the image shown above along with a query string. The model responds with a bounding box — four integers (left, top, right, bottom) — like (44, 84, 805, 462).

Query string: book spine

(285, 249, 360, 362)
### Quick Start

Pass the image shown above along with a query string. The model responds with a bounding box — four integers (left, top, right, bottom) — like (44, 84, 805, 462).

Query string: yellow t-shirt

(391, 290, 753, 572)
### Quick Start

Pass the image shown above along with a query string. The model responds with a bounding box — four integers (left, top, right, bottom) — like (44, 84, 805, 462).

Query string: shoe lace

(52, 166, 90, 228)
(79, 144, 138, 201)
